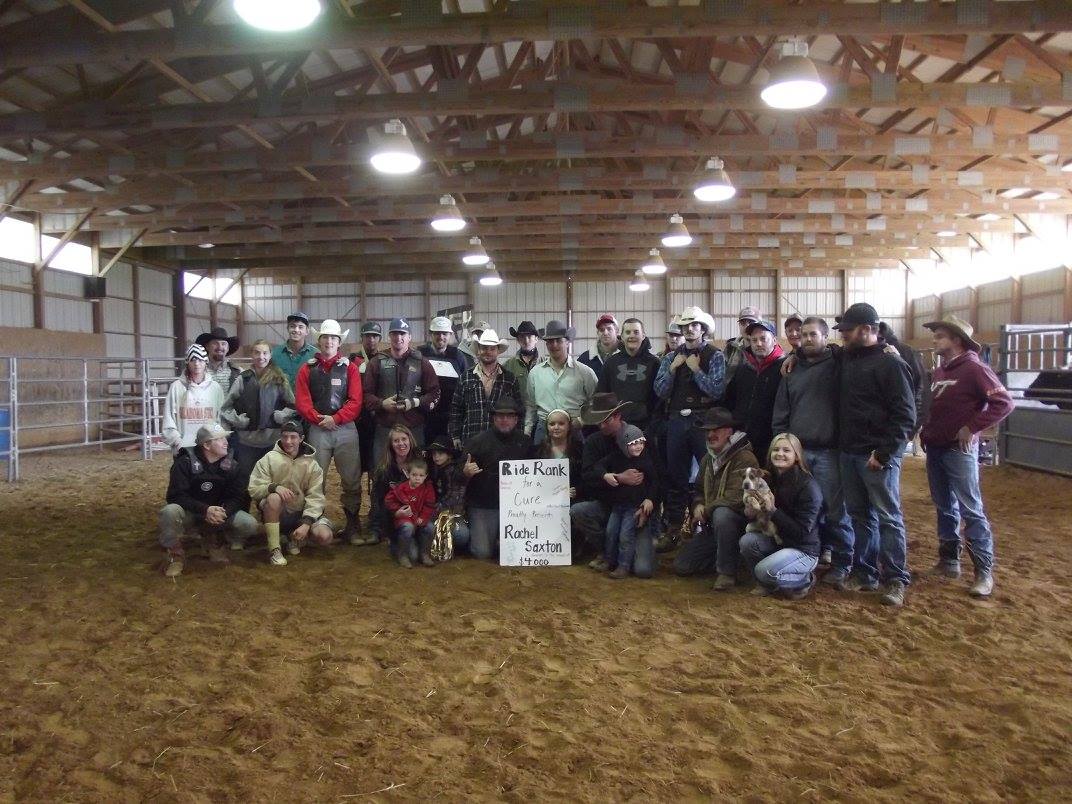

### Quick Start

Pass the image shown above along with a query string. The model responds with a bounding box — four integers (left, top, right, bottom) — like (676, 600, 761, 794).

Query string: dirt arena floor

(1, 450, 1070, 802)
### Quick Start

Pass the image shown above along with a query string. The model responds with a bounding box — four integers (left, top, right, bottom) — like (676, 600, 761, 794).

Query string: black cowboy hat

(195, 326, 240, 352)
(578, 392, 632, 426)
(509, 320, 541, 338)
(424, 435, 459, 457)
(490, 399, 521, 415)
(695, 407, 739, 430)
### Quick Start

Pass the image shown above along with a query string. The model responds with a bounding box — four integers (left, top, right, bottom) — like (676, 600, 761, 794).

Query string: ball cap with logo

(388, 318, 412, 334)
(429, 316, 453, 333)
(196, 422, 232, 445)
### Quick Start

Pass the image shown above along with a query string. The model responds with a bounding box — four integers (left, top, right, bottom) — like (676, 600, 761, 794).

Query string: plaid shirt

(448, 363, 523, 445)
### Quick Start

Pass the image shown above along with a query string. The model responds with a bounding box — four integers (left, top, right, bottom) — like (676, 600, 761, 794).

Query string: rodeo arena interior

(3, 1, 1072, 801)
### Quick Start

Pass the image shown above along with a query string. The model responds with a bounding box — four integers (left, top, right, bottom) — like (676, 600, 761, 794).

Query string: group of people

(158, 300, 1013, 608)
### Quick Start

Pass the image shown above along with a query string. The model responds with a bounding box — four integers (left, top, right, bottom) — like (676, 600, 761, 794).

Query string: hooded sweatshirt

(597, 337, 662, 428)
(771, 346, 840, 449)
(921, 350, 1012, 448)
(724, 345, 786, 461)
(247, 439, 326, 522)
(162, 374, 225, 452)
(596, 425, 660, 508)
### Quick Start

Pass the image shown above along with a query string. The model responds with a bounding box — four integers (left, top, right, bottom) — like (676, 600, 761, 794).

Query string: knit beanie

(617, 424, 646, 454)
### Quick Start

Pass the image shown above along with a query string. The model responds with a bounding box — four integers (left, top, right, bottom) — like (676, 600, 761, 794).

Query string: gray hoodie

(771, 347, 839, 449)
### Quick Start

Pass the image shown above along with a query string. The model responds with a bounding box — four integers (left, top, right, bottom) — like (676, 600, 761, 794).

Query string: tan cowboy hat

(678, 306, 716, 333)
(578, 392, 632, 426)
(312, 319, 350, 342)
(473, 328, 508, 353)
(923, 314, 981, 353)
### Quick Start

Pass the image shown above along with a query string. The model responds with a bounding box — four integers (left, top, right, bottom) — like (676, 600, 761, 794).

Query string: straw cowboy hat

(924, 313, 982, 353)
(677, 306, 716, 333)
(472, 328, 508, 353)
(578, 392, 633, 426)
(312, 319, 350, 341)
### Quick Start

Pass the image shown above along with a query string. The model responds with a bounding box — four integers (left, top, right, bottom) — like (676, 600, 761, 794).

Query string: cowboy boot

(341, 509, 361, 545)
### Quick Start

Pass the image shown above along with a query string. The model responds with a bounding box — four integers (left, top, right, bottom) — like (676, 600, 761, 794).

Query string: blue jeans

(664, 413, 709, 527)
(926, 445, 994, 573)
(452, 520, 471, 552)
(467, 507, 499, 560)
(394, 521, 432, 562)
(840, 452, 910, 586)
(803, 447, 855, 572)
(740, 531, 819, 591)
(673, 507, 746, 577)
(604, 504, 656, 577)
(570, 499, 609, 561)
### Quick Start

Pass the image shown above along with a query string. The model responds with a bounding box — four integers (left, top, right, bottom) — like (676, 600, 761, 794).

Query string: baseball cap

(196, 422, 231, 444)
(287, 311, 309, 326)
(833, 303, 880, 330)
(745, 320, 777, 336)
(388, 318, 412, 334)
(361, 321, 382, 337)
(737, 306, 761, 322)
(595, 313, 618, 329)
(280, 421, 303, 435)
(429, 316, 453, 333)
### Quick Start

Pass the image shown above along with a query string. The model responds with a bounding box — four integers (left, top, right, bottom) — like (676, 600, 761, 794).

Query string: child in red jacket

(384, 458, 437, 568)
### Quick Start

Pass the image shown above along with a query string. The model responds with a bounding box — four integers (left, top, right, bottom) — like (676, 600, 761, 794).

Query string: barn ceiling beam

(33, 206, 95, 274)
(2, 2, 1069, 69)
(1, 80, 1070, 141)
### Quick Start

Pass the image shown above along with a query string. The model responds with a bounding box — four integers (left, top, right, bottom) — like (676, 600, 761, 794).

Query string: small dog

(742, 467, 780, 544)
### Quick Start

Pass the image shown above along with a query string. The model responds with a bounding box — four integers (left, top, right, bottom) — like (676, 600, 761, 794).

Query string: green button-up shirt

(271, 342, 317, 389)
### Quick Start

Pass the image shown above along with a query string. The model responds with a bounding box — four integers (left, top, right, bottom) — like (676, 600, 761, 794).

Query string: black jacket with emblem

(596, 338, 662, 429)
(165, 445, 246, 519)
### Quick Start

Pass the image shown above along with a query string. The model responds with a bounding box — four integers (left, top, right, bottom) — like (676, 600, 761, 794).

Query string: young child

(596, 424, 660, 579)
(385, 457, 437, 568)
(426, 436, 470, 555)
(367, 424, 417, 546)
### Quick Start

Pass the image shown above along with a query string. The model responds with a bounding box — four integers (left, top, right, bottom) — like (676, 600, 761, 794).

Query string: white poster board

(498, 459, 571, 567)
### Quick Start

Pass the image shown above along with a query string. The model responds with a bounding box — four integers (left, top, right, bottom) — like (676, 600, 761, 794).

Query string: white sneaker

(269, 548, 288, 566)
(287, 542, 301, 556)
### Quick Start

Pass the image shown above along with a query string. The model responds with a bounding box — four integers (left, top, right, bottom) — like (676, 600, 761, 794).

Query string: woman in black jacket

(739, 432, 822, 599)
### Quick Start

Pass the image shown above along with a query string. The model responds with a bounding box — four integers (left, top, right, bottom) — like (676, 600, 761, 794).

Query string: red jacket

(921, 350, 1012, 448)
(385, 480, 437, 526)
(294, 354, 364, 427)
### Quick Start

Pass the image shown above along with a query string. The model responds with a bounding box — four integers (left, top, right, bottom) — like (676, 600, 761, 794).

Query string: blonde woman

(739, 432, 823, 600)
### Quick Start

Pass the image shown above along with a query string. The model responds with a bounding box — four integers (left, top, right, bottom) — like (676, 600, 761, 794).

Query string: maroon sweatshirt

(921, 350, 1013, 448)
(385, 479, 437, 527)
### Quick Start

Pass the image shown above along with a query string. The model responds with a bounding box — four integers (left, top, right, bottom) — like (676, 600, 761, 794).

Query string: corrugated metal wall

(1021, 267, 1068, 324)
(474, 281, 566, 347)
(781, 274, 842, 327)
(847, 268, 907, 338)
(977, 278, 1014, 334)
(571, 279, 666, 359)
(712, 271, 776, 341)
(0, 258, 34, 328)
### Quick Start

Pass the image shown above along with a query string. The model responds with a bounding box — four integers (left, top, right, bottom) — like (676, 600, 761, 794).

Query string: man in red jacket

(921, 314, 1012, 598)
(295, 318, 365, 543)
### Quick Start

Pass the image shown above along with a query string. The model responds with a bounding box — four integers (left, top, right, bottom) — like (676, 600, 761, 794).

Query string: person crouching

(385, 457, 437, 568)
(596, 425, 659, 579)
(248, 421, 335, 566)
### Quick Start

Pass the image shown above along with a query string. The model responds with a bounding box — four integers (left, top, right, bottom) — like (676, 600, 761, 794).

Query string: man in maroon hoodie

(921, 314, 1012, 598)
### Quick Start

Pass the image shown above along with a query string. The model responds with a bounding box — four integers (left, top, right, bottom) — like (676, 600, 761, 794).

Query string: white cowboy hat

(472, 328, 508, 353)
(678, 306, 716, 333)
(312, 319, 350, 341)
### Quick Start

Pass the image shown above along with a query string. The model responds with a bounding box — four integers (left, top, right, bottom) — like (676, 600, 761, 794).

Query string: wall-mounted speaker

(84, 276, 107, 299)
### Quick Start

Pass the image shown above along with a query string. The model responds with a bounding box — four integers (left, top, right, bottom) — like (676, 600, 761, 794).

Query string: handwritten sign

(498, 459, 571, 567)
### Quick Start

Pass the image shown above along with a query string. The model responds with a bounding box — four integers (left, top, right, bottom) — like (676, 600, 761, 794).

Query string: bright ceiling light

(640, 248, 667, 276)
(1000, 187, 1030, 198)
(462, 236, 490, 266)
(693, 157, 736, 202)
(1061, 161, 1072, 173)
(430, 194, 466, 232)
(479, 262, 502, 286)
(369, 119, 421, 175)
(629, 270, 650, 292)
(1033, 191, 1061, 201)
(936, 230, 957, 238)
(977, 213, 1001, 222)
(661, 213, 692, 248)
(198, 242, 215, 249)
(233, 0, 322, 32)
(760, 39, 827, 110)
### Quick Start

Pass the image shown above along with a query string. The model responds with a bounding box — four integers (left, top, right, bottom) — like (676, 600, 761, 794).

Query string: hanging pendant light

(640, 248, 667, 276)
(693, 157, 736, 202)
(462, 236, 490, 266)
(233, 0, 322, 32)
(430, 195, 466, 232)
(629, 270, 650, 292)
(761, 38, 827, 110)
(479, 262, 503, 286)
(369, 119, 421, 175)
(661, 214, 692, 248)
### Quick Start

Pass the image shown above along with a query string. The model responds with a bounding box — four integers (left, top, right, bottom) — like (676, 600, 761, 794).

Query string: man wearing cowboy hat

(362, 317, 441, 460)
(921, 314, 1011, 598)
(654, 305, 727, 546)
(272, 312, 317, 390)
(460, 318, 492, 365)
(833, 302, 915, 607)
(419, 316, 474, 447)
(158, 422, 259, 577)
(524, 319, 598, 443)
(571, 392, 635, 563)
(503, 320, 541, 390)
(295, 319, 365, 543)
(197, 326, 241, 394)
(449, 327, 523, 448)
(578, 313, 622, 377)
(460, 398, 533, 560)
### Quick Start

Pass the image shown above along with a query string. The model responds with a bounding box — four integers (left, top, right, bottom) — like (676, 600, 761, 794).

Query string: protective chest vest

(668, 344, 717, 412)
(375, 352, 424, 401)
(306, 359, 350, 414)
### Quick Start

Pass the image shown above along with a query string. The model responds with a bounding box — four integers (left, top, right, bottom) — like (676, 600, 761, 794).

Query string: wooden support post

(358, 278, 366, 325)
(208, 268, 219, 329)
(132, 264, 142, 359)
(565, 274, 573, 327)
(424, 276, 432, 326)
(31, 212, 44, 329)
(840, 269, 850, 316)
(664, 271, 673, 328)
(1063, 266, 1072, 323)
(907, 297, 915, 338)
(968, 286, 979, 332)
(34, 207, 95, 273)
(90, 231, 103, 335)
(774, 268, 784, 330)
(1010, 278, 1023, 323)
(173, 270, 187, 354)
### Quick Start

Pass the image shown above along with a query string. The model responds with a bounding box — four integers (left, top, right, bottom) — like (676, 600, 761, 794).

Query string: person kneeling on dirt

(385, 457, 437, 568)
(739, 433, 822, 600)
(247, 421, 334, 567)
(673, 408, 759, 591)
(159, 422, 258, 577)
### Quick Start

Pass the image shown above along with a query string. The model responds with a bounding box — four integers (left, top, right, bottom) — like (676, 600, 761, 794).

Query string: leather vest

(306, 358, 349, 414)
(668, 343, 718, 412)
(236, 369, 262, 429)
(375, 352, 424, 401)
